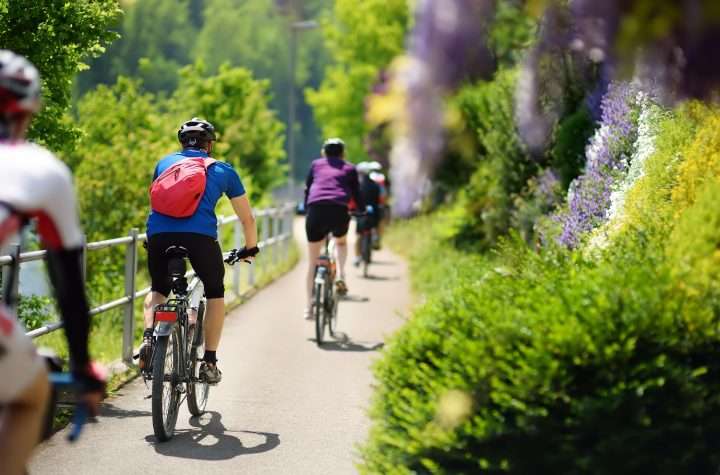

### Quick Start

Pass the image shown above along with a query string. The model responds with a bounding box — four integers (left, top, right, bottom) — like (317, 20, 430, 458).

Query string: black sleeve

(304, 164, 314, 207)
(350, 170, 365, 210)
(45, 247, 91, 371)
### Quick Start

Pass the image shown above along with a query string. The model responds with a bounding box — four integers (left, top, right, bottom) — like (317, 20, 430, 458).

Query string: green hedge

(361, 211, 720, 474)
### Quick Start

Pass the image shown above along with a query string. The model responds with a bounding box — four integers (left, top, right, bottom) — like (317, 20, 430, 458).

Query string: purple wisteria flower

(390, 0, 497, 218)
(556, 81, 640, 247)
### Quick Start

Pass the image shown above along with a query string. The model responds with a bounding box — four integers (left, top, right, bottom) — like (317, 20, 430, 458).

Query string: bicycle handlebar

(224, 246, 260, 265)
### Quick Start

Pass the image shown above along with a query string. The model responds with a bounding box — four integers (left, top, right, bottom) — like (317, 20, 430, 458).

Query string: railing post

(122, 228, 138, 364)
(270, 211, 278, 268)
(233, 219, 242, 297)
(4, 243, 21, 311)
(80, 234, 87, 285)
(280, 207, 288, 262)
(284, 205, 291, 260)
(259, 212, 270, 282)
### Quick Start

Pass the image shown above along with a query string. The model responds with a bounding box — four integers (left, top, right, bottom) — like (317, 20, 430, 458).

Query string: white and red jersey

(0, 142, 83, 249)
(0, 141, 84, 403)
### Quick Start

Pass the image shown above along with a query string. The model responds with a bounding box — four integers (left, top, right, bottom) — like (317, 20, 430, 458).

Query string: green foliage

(0, 0, 120, 155)
(78, 0, 332, 181)
(364, 215, 720, 474)
(666, 178, 720, 332)
(72, 78, 172, 303)
(307, 0, 409, 161)
(451, 69, 537, 248)
(550, 106, 595, 189)
(489, 0, 537, 67)
(74, 78, 172, 241)
(117, 0, 195, 91)
(172, 63, 286, 203)
(18, 295, 53, 331)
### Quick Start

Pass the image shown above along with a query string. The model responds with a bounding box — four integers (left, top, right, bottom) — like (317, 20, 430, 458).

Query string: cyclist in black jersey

(0, 51, 105, 475)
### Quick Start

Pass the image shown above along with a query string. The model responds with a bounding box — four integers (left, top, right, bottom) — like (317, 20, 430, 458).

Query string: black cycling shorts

(305, 203, 350, 242)
(147, 232, 225, 299)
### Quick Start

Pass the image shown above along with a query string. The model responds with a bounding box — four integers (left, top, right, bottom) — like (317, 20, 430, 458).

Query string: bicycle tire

(361, 233, 371, 278)
(328, 281, 339, 336)
(314, 280, 325, 346)
(187, 300, 209, 416)
(152, 329, 180, 442)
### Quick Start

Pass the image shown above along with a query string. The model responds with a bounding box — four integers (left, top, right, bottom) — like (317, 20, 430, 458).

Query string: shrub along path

(30, 219, 410, 475)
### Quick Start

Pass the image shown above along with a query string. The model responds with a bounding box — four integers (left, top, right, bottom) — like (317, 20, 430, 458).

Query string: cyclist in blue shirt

(140, 118, 258, 384)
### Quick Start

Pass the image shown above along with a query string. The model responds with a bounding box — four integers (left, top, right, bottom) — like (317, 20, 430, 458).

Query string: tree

(172, 63, 287, 204)
(73, 78, 174, 241)
(0, 0, 120, 156)
(306, 0, 409, 161)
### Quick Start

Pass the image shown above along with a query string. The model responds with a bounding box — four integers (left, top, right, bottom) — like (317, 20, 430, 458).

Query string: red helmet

(0, 50, 40, 115)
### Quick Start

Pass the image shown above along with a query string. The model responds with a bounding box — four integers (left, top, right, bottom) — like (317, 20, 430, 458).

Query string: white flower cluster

(587, 91, 662, 251)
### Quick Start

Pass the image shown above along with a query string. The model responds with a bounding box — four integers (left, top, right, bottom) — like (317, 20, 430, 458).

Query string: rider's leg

(335, 234, 348, 281)
(202, 297, 225, 352)
(0, 369, 50, 475)
(306, 240, 324, 311)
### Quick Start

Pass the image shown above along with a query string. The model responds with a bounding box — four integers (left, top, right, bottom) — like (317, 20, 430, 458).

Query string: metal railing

(1, 203, 296, 363)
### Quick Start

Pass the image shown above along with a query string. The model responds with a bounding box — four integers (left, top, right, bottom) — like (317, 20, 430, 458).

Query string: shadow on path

(308, 333, 384, 352)
(100, 402, 152, 419)
(145, 411, 280, 461)
(340, 294, 370, 303)
(364, 260, 396, 266)
(360, 274, 400, 281)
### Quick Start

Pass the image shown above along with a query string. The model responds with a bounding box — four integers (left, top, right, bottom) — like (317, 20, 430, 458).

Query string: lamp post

(288, 19, 318, 200)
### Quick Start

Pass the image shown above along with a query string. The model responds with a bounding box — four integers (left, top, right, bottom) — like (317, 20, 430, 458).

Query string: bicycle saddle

(164, 245, 189, 258)
(165, 246, 188, 277)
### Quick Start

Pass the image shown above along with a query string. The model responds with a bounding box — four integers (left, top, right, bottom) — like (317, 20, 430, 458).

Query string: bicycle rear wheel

(314, 280, 325, 346)
(187, 300, 209, 416)
(152, 328, 181, 441)
(361, 233, 372, 278)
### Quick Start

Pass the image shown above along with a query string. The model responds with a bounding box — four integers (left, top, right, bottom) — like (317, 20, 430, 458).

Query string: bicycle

(146, 245, 252, 442)
(313, 235, 340, 346)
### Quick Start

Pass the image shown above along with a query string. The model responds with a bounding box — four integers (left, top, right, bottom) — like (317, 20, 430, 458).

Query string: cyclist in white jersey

(0, 50, 104, 475)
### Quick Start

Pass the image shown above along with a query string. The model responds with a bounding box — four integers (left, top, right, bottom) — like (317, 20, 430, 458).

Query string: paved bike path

(30, 219, 410, 475)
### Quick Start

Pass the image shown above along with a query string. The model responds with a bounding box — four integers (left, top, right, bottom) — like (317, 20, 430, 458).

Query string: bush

(18, 295, 53, 331)
(362, 216, 720, 474)
(451, 69, 537, 249)
(619, 102, 711, 239)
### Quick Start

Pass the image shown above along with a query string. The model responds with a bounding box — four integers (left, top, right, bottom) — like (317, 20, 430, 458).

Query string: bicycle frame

(314, 234, 339, 345)
(150, 274, 203, 384)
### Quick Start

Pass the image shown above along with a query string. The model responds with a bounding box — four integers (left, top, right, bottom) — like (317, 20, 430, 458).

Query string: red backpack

(149, 157, 216, 218)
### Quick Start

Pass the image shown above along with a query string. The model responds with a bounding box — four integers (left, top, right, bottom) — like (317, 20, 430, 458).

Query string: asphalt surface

(30, 219, 410, 475)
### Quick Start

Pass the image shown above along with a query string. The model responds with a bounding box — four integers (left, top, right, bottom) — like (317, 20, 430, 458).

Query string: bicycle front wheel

(187, 300, 209, 416)
(152, 329, 181, 442)
(314, 280, 325, 346)
(328, 283, 339, 336)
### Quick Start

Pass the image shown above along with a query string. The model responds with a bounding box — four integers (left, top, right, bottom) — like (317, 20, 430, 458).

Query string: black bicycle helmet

(0, 50, 41, 115)
(177, 117, 216, 146)
(322, 137, 345, 157)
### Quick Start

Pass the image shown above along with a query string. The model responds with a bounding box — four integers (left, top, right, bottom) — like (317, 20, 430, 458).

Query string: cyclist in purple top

(303, 138, 364, 319)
